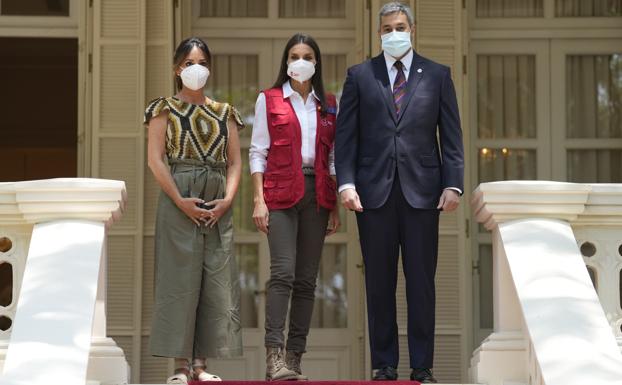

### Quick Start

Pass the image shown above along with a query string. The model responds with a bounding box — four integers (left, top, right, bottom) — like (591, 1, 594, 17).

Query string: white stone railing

(469, 181, 622, 385)
(0, 178, 129, 385)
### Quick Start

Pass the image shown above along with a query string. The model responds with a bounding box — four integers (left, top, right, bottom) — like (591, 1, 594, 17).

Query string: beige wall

(85, 0, 174, 382)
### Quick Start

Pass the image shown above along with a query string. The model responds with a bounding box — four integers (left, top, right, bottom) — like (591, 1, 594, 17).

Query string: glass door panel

(470, 40, 550, 346)
(567, 149, 622, 182)
(551, 40, 622, 182)
(555, 0, 622, 17)
(311, 244, 348, 328)
(209, 54, 260, 138)
(475, 0, 544, 18)
(237, 243, 260, 328)
(566, 54, 622, 139)
(279, 0, 346, 18)
(476, 55, 537, 139)
(478, 148, 537, 182)
(199, 0, 269, 17)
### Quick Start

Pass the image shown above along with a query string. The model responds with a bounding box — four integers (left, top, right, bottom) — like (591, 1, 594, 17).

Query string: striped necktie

(393, 61, 407, 116)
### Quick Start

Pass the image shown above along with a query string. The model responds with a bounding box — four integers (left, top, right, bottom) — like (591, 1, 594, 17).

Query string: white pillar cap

(0, 178, 127, 226)
(471, 181, 622, 229)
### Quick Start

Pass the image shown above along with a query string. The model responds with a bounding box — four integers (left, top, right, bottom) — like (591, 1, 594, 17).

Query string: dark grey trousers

(264, 175, 329, 352)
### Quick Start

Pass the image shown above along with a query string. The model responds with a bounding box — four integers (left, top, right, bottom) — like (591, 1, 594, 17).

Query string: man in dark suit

(335, 2, 464, 382)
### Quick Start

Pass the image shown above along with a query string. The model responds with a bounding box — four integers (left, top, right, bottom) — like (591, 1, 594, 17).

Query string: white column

(2, 220, 105, 385)
(470, 228, 527, 385)
(0, 178, 128, 385)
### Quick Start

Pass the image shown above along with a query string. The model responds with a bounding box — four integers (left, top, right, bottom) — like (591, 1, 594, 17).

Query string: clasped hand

(176, 197, 231, 228)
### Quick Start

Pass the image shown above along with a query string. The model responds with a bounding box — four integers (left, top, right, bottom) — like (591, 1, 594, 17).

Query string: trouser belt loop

(302, 166, 315, 176)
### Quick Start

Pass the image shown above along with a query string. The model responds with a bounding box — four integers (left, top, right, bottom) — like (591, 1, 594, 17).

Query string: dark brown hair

(273, 33, 327, 114)
(173, 37, 211, 91)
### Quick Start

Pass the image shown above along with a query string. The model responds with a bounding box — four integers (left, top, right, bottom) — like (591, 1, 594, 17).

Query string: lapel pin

(417, 68, 423, 73)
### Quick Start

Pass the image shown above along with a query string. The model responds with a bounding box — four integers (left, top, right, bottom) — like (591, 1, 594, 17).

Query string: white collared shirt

(384, 49, 413, 91)
(250, 81, 335, 175)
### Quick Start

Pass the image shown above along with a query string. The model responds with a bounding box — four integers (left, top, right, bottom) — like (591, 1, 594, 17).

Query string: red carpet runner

(189, 381, 420, 385)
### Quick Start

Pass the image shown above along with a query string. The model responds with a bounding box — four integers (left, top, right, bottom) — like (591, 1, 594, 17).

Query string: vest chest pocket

(269, 109, 289, 128)
(269, 138, 292, 166)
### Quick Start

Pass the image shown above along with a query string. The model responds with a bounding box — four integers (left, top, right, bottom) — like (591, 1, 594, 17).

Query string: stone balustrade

(470, 181, 622, 385)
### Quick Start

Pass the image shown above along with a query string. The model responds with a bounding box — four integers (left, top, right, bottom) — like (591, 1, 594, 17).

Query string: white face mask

(381, 31, 412, 58)
(180, 64, 210, 90)
(287, 59, 315, 83)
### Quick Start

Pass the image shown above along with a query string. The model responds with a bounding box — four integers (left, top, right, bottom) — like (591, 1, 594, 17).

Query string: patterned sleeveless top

(144, 96, 244, 162)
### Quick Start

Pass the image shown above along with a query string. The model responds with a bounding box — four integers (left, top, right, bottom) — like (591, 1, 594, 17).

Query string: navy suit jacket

(335, 51, 464, 209)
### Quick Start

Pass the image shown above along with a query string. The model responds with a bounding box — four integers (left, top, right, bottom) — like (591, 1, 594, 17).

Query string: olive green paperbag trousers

(149, 158, 242, 359)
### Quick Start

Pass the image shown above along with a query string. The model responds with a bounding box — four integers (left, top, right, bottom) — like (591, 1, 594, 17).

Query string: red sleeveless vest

(262, 87, 337, 210)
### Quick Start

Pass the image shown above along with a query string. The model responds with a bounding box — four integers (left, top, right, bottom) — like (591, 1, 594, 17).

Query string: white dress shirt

(337, 49, 462, 195)
(250, 81, 335, 175)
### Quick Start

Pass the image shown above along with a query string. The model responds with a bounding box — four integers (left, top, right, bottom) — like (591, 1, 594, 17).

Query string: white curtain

(567, 150, 622, 182)
(566, 54, 622, 183)
(199, 0, 268, 17)
(478, 149, 537, 183)
(555, 0, 622, 17)
(476, 54, 538, 182)
(476, 0, 544, 17)
(566, 55, 622, 138)
(477, 55, 537, 139)
(279, 0, 345, 18)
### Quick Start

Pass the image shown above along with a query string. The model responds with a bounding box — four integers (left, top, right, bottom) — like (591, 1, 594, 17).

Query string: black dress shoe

(373, 366, 398, 380)
(410, 368, 438, 383)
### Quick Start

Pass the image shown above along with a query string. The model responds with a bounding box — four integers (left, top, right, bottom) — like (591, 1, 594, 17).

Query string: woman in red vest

(250, 33, 340, 381)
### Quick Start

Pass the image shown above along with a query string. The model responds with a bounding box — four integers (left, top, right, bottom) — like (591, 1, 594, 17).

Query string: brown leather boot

(265, 347, 298, 381)
(285, 350, 308, 380)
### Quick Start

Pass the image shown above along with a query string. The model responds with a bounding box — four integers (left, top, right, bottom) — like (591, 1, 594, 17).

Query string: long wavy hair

(272, 33, 327, 114)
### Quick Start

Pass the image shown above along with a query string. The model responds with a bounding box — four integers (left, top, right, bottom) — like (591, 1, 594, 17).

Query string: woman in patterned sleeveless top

(144, 37, 243, 384)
